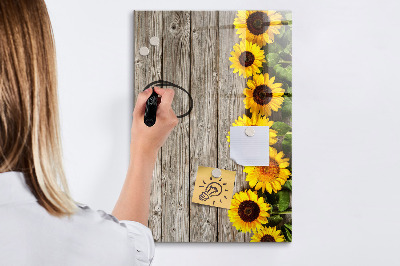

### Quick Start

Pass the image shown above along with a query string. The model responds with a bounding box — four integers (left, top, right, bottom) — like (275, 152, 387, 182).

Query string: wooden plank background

(134, 11, 291, 242)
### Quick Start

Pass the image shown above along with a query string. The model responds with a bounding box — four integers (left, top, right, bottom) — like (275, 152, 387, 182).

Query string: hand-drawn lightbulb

(199, 182, 222, 201)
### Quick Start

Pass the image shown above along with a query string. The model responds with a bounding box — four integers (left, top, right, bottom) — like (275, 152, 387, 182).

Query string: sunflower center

(261, 235, 276, 242)
(238, 200, 260, 222)
(247, 12, 270, 36)
(239, 52, 255, 67)
(253, 85, 273, 105)
(256, 161, 280, 182)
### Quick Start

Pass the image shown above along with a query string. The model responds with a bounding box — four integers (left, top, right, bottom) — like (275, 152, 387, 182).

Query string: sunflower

(229, 40, 266, 78)
(228, 190, 270, 233)
(244, 73, 285, 116)
(234, 10, 283, 47)
(251, 226, 285, 242)
(226, 114, 278, 145)
(244, 147, 291, 194)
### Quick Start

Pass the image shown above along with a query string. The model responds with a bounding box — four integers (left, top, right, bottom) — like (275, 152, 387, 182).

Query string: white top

(0, 171, 155, 266)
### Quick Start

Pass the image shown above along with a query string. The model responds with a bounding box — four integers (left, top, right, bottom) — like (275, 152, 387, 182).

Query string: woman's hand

(112, 87, 177, 225)
(130, 87, 178, 162)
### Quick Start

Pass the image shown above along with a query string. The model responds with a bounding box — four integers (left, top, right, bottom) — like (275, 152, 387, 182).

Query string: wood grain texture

(217, 11, 251, 242)
(161, 11, 191, 242)
(189, 11, 219, 242)
(134, 11, 163, 242)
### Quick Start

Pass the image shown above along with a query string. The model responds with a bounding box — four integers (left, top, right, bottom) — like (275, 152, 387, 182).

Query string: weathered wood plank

(189, 11, 219, 242)
(134, 11, 163, 242)
(217, 11, 251, 242)
(161, 11, 191, 242)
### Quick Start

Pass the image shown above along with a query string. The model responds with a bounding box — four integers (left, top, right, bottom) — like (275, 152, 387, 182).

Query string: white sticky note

(230, 126, 269, 166)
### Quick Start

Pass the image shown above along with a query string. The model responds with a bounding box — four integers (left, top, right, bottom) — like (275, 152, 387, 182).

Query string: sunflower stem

(271, 211, 292, 215)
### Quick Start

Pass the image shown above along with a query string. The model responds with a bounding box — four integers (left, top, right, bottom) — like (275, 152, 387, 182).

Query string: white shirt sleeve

(119, 220, 155, 265)
(81, 206, 156, 266)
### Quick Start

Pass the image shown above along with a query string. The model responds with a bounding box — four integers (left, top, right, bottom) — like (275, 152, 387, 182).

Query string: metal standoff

(150, 36, 160, 46)
(245, 127, 255, 137)
(211, 168, 222, 178)
(139, 46, 150, 56)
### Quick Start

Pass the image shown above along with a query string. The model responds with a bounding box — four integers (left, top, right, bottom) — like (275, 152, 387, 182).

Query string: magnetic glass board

(134, 10, 292, 243)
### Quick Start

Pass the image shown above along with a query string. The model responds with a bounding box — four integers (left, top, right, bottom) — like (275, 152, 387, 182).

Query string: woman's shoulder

(74, 202, 121, 224)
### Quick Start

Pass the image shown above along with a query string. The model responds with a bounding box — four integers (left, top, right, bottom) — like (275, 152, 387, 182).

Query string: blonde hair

(0, 0, 76, 216)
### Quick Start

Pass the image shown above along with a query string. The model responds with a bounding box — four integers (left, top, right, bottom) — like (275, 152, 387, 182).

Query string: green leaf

(264, 191, 279, 205)
(282, 133, 292, 155)
(273, 64, 292, 82)
(266, 42, 283, 54)
(281, 82, 292, 94)
(282, 180, 292, 191)
(285, 13, 292, 22)
(282, 223, 292, 242)
(282, 97, 292, 118)
(283, 45, 292, 57)
(256, 189, 264, 199)
(285, 230, 292, 242)
(275, 28, 291, 50)
(271, 121, 292, 136)
(266, 53, 280, 67)
(284, 224, 292, 231)
(280, 53, 292, 62)
(277, 191, 290, 212)
(267, 215, 283, 227)
(278, 24, 286, 35)
(281, 31, 292, 48)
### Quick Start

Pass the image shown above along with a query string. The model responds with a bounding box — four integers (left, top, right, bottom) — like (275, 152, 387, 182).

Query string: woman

(0, 0, 177, 265)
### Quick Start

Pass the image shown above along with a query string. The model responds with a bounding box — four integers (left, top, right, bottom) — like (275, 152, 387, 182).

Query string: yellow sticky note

(192, 166, 236, 209)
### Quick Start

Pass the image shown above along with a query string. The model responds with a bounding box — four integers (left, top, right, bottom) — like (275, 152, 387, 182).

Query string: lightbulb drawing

(199, 182, 222, 201)
(198, 175, 229, 206)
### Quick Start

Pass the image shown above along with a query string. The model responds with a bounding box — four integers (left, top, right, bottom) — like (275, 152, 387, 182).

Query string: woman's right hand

(129, 87, 178, 162)
(113, 87, 177, 224)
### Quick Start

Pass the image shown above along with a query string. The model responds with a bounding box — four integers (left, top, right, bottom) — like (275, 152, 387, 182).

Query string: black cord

(143, 80, 193, 118)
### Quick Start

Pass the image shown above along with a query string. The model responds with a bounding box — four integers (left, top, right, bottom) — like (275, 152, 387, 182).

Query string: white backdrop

(46, 0, 400, 265)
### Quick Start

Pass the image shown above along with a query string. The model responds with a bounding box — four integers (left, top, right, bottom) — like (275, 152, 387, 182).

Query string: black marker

(144, 88, 159, 127)
(142, 80, 193, 123)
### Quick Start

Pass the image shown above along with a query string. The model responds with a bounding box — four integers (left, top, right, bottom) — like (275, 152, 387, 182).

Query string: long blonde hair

(0, 0, 76, 216)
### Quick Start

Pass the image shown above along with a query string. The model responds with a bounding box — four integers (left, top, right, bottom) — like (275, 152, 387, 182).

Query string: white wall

(45, 0, 400, 265)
